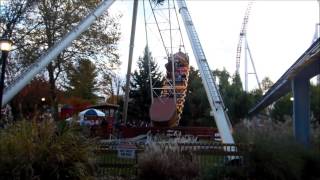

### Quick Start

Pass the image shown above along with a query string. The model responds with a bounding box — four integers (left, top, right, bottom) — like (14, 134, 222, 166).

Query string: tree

(0, 0, 40, 87)
(269, 84, 320, 124)
(10, 77, 52, 119)
(0, 0, 38, 38)
(99, 72, 123, 104)
(65, 59, 98, 103)
(310, 84, 320, 124)
(183, 68, 264, 126)
(181, 66, 212, 126)
(213, 68, 231, 98)
(271, 94, 292, 122)
(261, 77, 274, 92)
(129, 46, 162, 123)
(213, 69, 256, 124)
(5, 1, 121, 120)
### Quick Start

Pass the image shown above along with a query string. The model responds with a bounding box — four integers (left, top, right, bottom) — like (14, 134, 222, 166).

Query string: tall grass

(137, 142, 199, 180)
(228, 120, 320, 180)
(0, 120, 95, 180)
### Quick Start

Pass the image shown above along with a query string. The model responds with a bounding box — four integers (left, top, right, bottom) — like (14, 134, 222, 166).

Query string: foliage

(271, 94, 293, 122)
(310, 84, 320, 124)
(202, 165, 248, 180)
(269, 84, 320, 124)
(0, 0, 38, 38)
(65, 59, 98, 103)
(261, 77, 274, 92)
(129, 46, 162, 123)
(213, 69, 261, 124)
(182, 68, 262, 126)
(137, 143, 199, 180)
(100, 73, 123, 104)
(10, 77, 52, 119)
(0, 120, 95, 180)
(60, 96, 92, 113)
(181, 66, 212, 126)
(230, 121, 320, 180)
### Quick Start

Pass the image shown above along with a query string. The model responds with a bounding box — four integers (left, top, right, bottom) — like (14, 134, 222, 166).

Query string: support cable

(143, 0, 154, 104)
(168, 0, 177, 103)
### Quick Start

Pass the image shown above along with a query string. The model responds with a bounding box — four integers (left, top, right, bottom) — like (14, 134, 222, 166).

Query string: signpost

(117, 144, 137, 159)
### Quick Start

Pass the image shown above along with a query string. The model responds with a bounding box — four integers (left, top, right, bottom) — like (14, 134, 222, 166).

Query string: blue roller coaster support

(292, 76, 310, 147)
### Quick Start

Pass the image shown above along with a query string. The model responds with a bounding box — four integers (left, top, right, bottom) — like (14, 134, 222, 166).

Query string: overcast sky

(109, 0, 319, 90)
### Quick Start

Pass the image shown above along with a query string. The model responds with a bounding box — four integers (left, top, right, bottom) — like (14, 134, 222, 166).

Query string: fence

(94, 142, 251, 179)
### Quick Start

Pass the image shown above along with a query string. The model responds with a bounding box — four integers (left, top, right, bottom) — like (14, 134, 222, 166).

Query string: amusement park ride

(1, 0, 239, 144)
(235, 1, 261, 92)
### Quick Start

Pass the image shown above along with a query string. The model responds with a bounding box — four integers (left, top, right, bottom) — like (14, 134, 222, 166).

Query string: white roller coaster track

(176, 0, 234, 144)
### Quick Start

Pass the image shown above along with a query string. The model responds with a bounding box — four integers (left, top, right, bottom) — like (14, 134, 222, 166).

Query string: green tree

(271, 94, 293, 122)
(65, 59, 98, 103)
(311, 84, 320, 124)
(213, 69, 255, 124)
(183, 68, 263, 126)
(269, 84, 320, 124)
(182, 66, 212, 126)
(261, 77, 274, 92)
(129, 47, 162, 123)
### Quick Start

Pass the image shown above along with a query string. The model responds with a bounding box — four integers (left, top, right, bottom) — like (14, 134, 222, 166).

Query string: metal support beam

(292, 76, 310, 147)
(123, 0, 139, 124)
(177, 0, 234, 144)
(246, 39, 262, 90)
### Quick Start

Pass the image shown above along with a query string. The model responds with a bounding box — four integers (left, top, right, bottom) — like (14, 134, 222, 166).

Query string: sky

(108, 0, 319, 90)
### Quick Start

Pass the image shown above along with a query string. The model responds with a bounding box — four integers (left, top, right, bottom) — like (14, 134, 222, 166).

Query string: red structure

(150, 51, 189, 127)
(60, 104, 75, 119)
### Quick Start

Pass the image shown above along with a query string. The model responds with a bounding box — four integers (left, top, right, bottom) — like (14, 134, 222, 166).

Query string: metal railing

(94, 142, 251, 178)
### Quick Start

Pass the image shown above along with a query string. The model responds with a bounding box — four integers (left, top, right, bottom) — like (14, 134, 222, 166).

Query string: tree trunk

(47, 63, 59, 120)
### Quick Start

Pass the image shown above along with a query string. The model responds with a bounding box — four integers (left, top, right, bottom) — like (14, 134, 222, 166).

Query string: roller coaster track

(176, 0, 234, 144)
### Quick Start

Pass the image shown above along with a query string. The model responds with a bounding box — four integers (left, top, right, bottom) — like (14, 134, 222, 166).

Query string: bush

(0, 120, 95, 179)
(202, 165, 248, 180)
(224, 120, 320, 180)
(137, 143, 199, 180)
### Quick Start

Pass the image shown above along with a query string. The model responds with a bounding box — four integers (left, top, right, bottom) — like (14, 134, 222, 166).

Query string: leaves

(183, 68, 263, 126)
(0, 120, 95, 179)
(65, 59, 98, 103)
(129, 46, 162, 123)
(182, 67, 211, 126)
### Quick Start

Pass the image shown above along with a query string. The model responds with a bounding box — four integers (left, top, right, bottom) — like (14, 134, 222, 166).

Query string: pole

(168, 0, 177, 104)
(143, 0, 154, 104)
(123, 0, 139, 124)
(0, 51, 8, 119)
(244, 37, 248, 92)
(246, 40, 262, 90)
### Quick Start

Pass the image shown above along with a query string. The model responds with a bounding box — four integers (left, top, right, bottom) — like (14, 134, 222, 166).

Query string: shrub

(226, 120, 320, 180)
(137, 142, 199, 180)
(0, 120, 95, 179)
